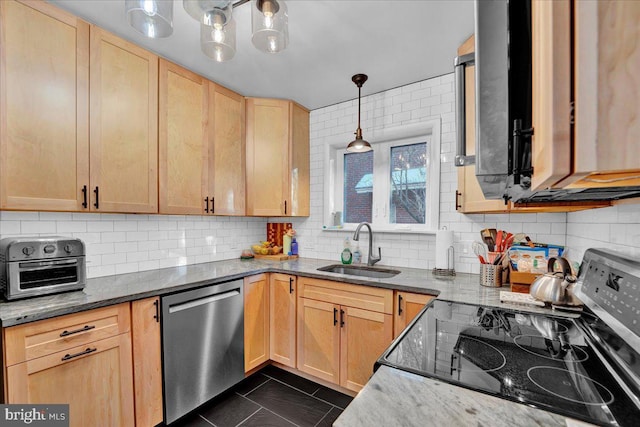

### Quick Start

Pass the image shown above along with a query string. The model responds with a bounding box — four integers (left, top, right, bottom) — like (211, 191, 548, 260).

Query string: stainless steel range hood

(455, 0, 640, 205)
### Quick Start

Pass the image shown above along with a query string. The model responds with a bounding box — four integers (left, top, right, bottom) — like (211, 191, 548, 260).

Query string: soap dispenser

(353, 242, 362, 265)
(341, 238, 352, 265)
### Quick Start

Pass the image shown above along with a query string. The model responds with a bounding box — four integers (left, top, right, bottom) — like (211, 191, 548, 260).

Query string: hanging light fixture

(125, 0, 174, 38)
(251, 0, 289, 53)
(201, 14, 236, 62)
(347, 74, 372, 153)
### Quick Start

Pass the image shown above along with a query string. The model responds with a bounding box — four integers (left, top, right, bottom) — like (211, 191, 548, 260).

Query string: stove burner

(527, 366, 615, 405)
(454, 335, 507, 373)
(513, 335, 589, 362)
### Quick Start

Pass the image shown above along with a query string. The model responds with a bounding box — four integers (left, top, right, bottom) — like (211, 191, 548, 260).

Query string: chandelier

(125, 0, 289, 62)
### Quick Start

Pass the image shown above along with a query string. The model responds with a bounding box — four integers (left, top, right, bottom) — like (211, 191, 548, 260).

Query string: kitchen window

(326, 120, 440, 232)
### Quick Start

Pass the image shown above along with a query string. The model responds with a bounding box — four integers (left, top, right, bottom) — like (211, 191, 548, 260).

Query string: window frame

(324, 120, 441, 233)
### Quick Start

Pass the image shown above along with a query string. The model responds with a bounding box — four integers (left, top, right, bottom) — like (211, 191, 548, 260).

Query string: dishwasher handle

(168, 288, 241, 314)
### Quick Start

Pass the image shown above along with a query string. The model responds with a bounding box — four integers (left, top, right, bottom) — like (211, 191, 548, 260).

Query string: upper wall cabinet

(0, 1, 158, 214)
(0, 0, 89, 211)
(159, 60, 245, 215)
(531, 0, 640, 191)
(90, 27, 158, 213)
(246, 98, 309, 217)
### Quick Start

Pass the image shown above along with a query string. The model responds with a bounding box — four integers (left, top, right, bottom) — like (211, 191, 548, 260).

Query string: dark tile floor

(170, 365, 354, 427)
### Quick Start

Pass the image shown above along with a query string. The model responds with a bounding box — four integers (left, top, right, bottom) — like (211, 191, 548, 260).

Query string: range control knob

(64, 244, 73, 254)
(22, 246, 35, 256)
(43, 245, 55, 254)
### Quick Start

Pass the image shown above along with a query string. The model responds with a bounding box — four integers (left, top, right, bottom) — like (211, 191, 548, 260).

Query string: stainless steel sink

(317, 264, 400, 279)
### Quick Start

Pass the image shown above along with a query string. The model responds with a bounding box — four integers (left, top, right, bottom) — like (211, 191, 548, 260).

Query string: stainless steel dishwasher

(162, 279, 244, 424)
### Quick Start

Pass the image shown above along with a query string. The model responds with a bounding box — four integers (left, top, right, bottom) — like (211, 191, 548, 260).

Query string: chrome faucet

(353, 222, 381, 266)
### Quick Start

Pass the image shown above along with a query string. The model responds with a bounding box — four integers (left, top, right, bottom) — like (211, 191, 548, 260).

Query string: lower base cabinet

(131, 296, 163, 427)
(269, 273, 297, 368)
(3, 303, 135, 427)
(244, 274, 270, 372)
(297, 278, 394, 392)
(393, 291, 435, 338)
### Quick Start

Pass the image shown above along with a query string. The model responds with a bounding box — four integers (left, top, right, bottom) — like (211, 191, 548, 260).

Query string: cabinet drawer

(298, 277, 393, 314)
(4, 303, 130, 366)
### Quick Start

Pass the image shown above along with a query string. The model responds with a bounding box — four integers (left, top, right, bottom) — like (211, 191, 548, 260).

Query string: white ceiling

(49, 0, 474, 111)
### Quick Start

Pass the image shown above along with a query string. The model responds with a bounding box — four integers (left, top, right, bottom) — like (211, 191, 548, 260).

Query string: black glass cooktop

(377, 300, 640, 426)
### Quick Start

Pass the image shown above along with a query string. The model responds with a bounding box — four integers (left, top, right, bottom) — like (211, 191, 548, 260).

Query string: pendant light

(347, 74, 372, 153)
(125, 0, 174, 38)
(199, 3, 236, 62)
(251, 0, 289, 53)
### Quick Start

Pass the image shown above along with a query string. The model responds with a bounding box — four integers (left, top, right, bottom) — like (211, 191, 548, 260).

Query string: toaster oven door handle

(18, 258, 79, 271)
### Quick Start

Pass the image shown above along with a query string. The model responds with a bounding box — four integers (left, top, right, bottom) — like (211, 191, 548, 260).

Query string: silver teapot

(529, 257, 580, 305)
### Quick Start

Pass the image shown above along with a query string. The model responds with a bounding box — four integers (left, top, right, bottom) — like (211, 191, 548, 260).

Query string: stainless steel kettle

(529, 257, 578, 305)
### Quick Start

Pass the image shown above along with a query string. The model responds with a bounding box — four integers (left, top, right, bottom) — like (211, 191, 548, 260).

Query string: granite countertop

(0, 257, 570, 327)
(0, 257, 584, 426)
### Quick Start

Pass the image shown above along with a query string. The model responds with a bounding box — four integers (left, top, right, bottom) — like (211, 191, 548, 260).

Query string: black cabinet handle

(340, 309, 345, 327)
(284, 200, 287, 215)
(289, 277, 294, 294)
(93, 186, 99, 209)
(204, 197, 209, 213)
(81, 185, 88, 209)
(210, 197, 215, 214)
(333, 308, 338, 326)
(60, 324, 95, 337)
(153, 299, 160, 323)
(398, 294, 403, 315)
(512, 119, 534, 186)
(62, 347, 97, 362)
(455, 190, 462, 211)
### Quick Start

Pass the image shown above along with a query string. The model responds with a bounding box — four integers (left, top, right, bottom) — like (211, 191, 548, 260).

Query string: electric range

(377, 249, 640, 426)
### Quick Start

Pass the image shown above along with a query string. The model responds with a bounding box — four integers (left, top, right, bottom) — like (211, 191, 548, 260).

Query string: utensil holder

(480, 264, 503, 287)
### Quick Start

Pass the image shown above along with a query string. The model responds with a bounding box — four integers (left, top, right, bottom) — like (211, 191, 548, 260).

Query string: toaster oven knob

(22, 246, 35, 256)
(64, 244, 73, 254)
(43, 245, 55, 254)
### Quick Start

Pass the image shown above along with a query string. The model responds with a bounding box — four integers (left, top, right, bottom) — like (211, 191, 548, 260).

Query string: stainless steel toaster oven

(0, 237, 86, 300)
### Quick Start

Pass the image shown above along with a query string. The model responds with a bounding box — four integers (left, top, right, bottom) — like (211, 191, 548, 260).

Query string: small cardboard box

(509, 267, 541, 293)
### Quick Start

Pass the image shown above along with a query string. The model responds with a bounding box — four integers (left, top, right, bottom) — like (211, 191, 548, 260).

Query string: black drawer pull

(59, 325, 95, 337)
(62, 347, 97, 361)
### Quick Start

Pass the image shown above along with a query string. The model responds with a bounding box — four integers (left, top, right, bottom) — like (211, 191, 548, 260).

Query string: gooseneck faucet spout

(353, 222, 381, 266)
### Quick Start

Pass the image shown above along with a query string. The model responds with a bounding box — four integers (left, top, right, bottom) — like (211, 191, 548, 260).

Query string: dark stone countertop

(0, 257, 569, 327)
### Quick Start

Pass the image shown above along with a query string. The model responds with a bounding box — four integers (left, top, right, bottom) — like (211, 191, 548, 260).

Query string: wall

(280, 73, 567, 274)
(566, 204, 640, 261)
(0, 211, 266, 278)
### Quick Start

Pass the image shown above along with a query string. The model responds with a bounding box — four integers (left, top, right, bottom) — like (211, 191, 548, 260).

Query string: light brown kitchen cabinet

(158, 61, 246, 216)
(3, 303, 134, 427)
(89, 27, 158, 213)
(531, 0, 640, 191)
(244, 274, 270, 372)
(269, 273, 297, 367)
(393, 291, 434, 338)
(0, 0, 90, 212)
(246, 98, 310, 216)
(455, 35, 510, 214)
(159, 60, 209, 215)
(131, 297, 163, 427)
(297, 277, 393, 392)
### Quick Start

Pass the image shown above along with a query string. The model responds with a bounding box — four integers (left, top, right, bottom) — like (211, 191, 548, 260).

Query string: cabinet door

(340, 306, 393, 392)
(289, 103, 310, 216)
(269, 273, 296, 367)
(393, 292, 434, 338)
(246, 98, 290, 216)
(530, 0, 572, 191)
(244, 274, 270, 372)
(131, 297, 163, 427)
(0, 0, 89, 211)
(89, 27, 158, 213)
(571, 1, 640, 187)
(159, 60, 208, 215)
(297, 298, 340, 384)
(209, 84, 246, 215)
(6, 334, 134, 427)
(454, 35, 508, 213)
